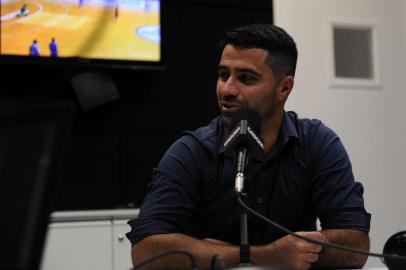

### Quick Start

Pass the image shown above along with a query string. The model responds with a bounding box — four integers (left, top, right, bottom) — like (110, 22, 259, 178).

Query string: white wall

(403, 1, 406, 131)
(274, 0, 406, 267)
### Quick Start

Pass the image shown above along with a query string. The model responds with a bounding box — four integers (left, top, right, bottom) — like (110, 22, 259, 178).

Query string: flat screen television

(0, 0, 162, 69)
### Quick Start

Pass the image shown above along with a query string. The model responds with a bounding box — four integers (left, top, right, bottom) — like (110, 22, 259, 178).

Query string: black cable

(132, 250, 198, 270)
(237, 195, 406, 262)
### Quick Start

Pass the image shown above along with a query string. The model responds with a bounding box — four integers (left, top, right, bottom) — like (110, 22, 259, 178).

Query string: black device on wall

(0, 0, 163, 70)
(0, 101, 74, 270)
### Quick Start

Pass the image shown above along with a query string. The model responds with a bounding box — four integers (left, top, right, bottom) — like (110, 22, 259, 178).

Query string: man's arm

(309, 124, 371, 268)
(131, 231, 327, 270)
(131, 233, 240, 269)
(314, 229, 370, 269)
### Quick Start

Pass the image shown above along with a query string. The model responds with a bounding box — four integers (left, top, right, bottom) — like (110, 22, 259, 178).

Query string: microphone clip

(235, 172, 245, 194)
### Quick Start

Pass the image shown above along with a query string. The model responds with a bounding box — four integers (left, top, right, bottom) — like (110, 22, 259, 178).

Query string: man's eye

(239, 74, 258, 84)
(218, 70, 229, 81)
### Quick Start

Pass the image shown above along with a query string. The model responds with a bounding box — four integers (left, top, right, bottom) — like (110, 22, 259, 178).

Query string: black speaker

(382, 231, 406, 270)
(71, 72, 120, 110)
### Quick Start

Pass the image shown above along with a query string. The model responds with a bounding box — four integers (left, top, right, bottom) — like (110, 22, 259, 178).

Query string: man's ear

(278, 75, 294, 103)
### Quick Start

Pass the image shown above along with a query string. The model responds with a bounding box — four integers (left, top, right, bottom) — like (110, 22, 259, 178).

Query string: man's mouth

(220, 102, 242, 114)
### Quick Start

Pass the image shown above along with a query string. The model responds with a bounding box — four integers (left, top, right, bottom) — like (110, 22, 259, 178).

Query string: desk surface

(340, 268, 386, 270)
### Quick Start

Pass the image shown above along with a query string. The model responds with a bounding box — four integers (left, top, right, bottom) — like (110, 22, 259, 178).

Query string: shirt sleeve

(126, 134, 210, 245)
(310, 123, 371, 233)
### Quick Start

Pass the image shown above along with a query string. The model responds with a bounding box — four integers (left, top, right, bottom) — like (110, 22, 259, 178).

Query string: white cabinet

(41, 221, 113, 270)
(112, 220, 133, 270)
(40, 209, 138, 270)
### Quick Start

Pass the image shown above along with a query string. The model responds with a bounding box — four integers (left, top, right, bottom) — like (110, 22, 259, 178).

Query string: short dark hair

(219, 24, 298, 78)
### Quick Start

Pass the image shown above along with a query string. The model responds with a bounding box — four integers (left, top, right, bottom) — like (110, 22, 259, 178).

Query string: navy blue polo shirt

(126, 111, 371, 245)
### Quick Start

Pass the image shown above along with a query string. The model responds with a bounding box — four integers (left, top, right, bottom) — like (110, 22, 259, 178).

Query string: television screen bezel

(0, 0, 165, 70)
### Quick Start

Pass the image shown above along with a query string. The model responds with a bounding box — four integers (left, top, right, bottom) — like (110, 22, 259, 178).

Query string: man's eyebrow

(235, 68, 261, 77)
(217, 66, 261, 77)
(217, 65, 228, 71)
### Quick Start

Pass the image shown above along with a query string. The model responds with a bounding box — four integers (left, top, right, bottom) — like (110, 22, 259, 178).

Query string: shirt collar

(279, 111, 299, 144)
(218, 119, 229, 154)
(267, 111, 299, 160)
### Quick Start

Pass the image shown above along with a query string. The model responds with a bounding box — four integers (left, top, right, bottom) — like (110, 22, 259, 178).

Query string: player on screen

(29, 40, 40, 56)
(114, 5, 119, 20)
(17, 4, 28, 17)
(49, 38, 58, 57)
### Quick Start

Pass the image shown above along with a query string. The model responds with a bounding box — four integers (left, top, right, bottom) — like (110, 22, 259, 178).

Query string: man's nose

(221, 77, 239, 98)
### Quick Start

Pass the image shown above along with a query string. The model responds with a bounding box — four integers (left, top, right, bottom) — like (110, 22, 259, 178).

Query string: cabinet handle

(118, 235, 125, 242)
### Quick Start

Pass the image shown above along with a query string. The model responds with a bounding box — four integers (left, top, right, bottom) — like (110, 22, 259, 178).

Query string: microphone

(223, 107, 264, 194)
(223, 107, 265, 267)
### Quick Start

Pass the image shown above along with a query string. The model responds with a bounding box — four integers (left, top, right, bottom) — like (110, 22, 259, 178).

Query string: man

(29, 39, 40, 56)
(49, 38, 58, 57)
(17, 4, 28, 17)
(126, 24, 371, 270)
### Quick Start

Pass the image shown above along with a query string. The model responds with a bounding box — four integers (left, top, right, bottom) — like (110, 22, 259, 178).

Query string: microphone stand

(239, 193, 251, 266)
(235, 148, 252, 266)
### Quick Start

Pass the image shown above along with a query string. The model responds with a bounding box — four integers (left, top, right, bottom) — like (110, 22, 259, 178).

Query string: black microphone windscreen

(224, 107, 264, 161)
(231, 107, 261, 134)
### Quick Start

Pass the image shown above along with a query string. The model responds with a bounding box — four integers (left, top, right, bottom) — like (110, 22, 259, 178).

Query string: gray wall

(274, 0, 406, 267)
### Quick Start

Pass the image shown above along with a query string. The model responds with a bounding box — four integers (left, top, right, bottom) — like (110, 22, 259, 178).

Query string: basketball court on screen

(0, 0, 160, 61)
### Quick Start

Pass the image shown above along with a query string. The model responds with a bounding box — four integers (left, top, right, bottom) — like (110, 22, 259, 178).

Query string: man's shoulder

(188, 117, 221, 141)
(177, 116, 222, 156)
(287, 111, 336, 139)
